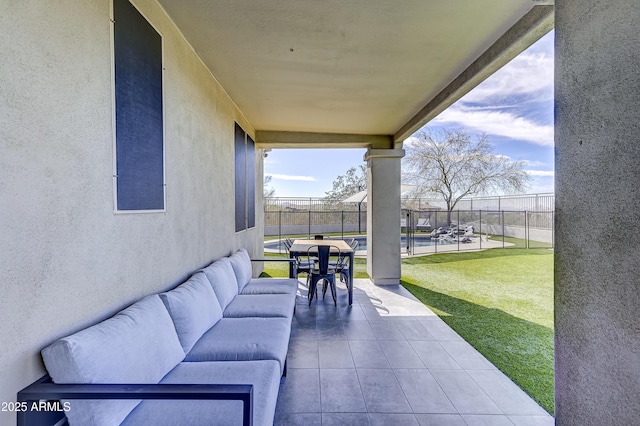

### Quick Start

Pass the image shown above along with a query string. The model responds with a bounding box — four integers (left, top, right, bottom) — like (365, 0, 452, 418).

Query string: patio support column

(364, 148, 405, 285)
(555, 1, 640, 425)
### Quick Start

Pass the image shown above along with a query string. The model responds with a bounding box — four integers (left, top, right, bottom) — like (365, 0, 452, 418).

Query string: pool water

(264, 235, 453, 252)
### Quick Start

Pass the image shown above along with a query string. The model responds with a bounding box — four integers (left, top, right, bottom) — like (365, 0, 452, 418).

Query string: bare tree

(263, 175, 276, 198)
(404, 129, 530, 217)
(324, 165, 367, 204)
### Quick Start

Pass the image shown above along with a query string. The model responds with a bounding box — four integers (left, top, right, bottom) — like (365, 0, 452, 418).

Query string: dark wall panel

(234, 123, 247, 232)
(247, 136, 256, 229)
(114, 0, 164, 210)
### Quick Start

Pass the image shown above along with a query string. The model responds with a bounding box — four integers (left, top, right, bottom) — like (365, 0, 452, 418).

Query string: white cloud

(433, 105, 554, 146)
(402, 136, 420, 147)
(523, 160, 549, 167)
(494, 154, 512, 160)
(526, 170, 555, 177)
(268, 173, 317, 182)
(461, 52, 554, 106)
(528, 180, 555, 193)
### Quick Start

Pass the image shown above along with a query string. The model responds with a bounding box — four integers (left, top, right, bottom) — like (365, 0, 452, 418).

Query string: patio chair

(332, 249, 351, 295)
(415, 217, 431, 231)
(284, 239, 313, 278)
(329, 238, 357, 268)
(438, 230, 455, 242)
(455, 226, 475, 243)
(307, 245, 338, 306)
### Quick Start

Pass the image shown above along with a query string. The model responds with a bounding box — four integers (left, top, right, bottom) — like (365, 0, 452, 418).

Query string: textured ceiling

(158, 0, 540, 138)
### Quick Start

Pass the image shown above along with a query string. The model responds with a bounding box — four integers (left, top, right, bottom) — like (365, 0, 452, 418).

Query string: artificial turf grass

(259, 253, 369, 279)
(261, 248, 555, 414)
(401, 248, 554, 414)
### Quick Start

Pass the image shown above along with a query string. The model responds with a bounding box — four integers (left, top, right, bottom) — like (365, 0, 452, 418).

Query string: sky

(264, 31, 555, 198)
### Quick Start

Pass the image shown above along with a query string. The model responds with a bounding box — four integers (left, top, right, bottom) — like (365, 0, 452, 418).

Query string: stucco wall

(555, 1, 640, 424)
(0, 1, 262, 421)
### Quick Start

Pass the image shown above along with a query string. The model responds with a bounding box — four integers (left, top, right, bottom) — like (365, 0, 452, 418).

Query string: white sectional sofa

(18, 249, 297, 426)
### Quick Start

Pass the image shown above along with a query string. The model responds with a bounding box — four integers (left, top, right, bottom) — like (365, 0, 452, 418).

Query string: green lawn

(260, 252, 369, 279)
(261, 247, 554, 414)
(401, 248, 554, 414)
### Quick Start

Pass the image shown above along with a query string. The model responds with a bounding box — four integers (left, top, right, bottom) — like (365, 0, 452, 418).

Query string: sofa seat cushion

(223, 294, 295, 320)
(160, 271, 223, 354)
(200, 257, 238, 310)
(121, 360, 280, 426)
(228, 248, 253, 292)
(241, 277, 298, 296)
(184, 317, 291, 373)
(41, 295, 185, 426)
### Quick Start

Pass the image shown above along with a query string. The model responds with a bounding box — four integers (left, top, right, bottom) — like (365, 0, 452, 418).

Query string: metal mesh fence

(265, 208, 553, 255)
(264, 193, 554, 255)
(405, 209, 553, 254)
(265, 193, 555, 213)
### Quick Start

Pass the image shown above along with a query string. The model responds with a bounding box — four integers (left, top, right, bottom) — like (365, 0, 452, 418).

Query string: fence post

(525, 210, 529, 249)
(502, 211, 505, 248)
(308, 211, 311, 238)
(479, 209, 482, 250)
(457, 210, 460, 252)
(341, 211, 344, 239)
(278, 211, 282, 254)
(434, 211, 438, 254)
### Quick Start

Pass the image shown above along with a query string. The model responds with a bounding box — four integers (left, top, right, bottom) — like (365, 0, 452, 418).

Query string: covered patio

(275, 279, 552, 425)
(158, 0, 554, 286)
(3, 0, 640, 425)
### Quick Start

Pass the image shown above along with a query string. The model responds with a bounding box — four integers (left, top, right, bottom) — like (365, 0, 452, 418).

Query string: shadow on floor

(400, 280, 554, 414)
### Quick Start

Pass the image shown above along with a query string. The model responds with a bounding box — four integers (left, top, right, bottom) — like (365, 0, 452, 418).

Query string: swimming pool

(264, 235, 454, 252)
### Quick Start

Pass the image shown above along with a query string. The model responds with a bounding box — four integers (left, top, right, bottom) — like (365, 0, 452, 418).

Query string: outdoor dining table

(289, 239, 355, 305)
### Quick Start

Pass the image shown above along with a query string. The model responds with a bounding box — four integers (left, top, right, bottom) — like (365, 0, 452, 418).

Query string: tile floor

(274, 279, 554, 426)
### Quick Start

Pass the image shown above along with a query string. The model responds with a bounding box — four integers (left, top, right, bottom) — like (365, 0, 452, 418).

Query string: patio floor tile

(318, 339, 353, 369)
(357, 368, 413, 413)
(395, 318, 437, 341)
(320, 369, 367, 412)
(440, 341, 497, 370)
(287, 338, 319, 369)
(316, 321, 347, 340)
(410, 341, 463, 370)
(368, 413, 420, 425)
(343, 319, 377, 340)
(349, 340, 390, 369)
(380, 340, 425, 368)
(273, 279, 553, 425)
(462, 414, 516, 425)
(276, 368, 320, 413)
(415, 413, 467, 426)
(467, 370, 549, 416)
(431, 370, 502, 415)
(321, 412, 369, 425)
(416, 318, 465, 341)
(507, 415, 556, 426)
(273, 412, 322, 425)
(339, 304, 369, 321)
(394, 369, 457, 414)
(368, 320, 407, 341)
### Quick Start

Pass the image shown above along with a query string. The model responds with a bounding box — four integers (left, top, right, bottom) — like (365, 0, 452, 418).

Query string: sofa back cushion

(200, 257, 239, 310)
(41, 295, 185, 426)
(228, 248, 253, 292)
(160, 271, 223, 354)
